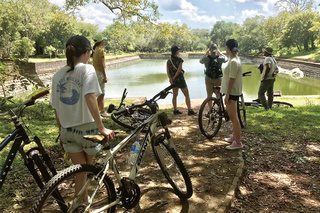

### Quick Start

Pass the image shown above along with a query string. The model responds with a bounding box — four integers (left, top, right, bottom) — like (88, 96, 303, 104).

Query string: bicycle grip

(32, 90, 49, 100)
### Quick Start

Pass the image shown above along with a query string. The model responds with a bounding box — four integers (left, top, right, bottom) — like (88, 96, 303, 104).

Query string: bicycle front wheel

(152, 133, 193, 199)
(272, 101, 293, 108)
(111, 106, 152, 131)
(31, 164, 116, 213)
(198, 97, 222, 139)
(237, 94, 246, 128)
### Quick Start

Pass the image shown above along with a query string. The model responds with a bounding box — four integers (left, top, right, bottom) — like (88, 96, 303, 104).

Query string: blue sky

(48, 0, 318, 31)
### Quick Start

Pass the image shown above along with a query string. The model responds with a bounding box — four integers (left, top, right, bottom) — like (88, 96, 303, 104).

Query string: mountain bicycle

(198, 71, 251, 139)
(0, 90, 67, 210)
(107, 88, 153, 132)
(31, 84, 193, 213)
(244, 98, 293, 108)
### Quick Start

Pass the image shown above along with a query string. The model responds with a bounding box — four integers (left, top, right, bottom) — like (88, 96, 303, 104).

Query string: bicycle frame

(73, 111, 171, 212)
(0, 125, 29, 189)
(0, 90, 57, 191)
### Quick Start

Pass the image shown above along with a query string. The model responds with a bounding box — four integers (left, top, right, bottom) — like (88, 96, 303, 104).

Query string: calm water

(105, 59, 320, 104)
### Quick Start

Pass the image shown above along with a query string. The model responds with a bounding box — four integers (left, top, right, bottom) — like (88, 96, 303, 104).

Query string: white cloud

(161, 0, 219, 24)
(77, 3, 115, 31)
(239, 9, 264, 23)
(221, 15, 235, 20)
(234, 0, 246, 2)
(48, 0, 64, 7)
(254, 0, 278, 13)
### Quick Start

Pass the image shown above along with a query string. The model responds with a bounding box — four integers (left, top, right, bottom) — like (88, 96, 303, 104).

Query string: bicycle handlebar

(31, 90, 49, 100)
(149, 84, 177, 102)
(243, 71, 252, 77)
(0, 90, 49, 117)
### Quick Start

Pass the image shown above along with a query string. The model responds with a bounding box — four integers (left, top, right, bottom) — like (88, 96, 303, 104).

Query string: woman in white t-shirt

(221, 39, 243, 150)
(50, 35, 115, 203)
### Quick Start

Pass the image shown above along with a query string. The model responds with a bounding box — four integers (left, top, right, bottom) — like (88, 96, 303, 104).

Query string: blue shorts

(60, 122, 102, 155)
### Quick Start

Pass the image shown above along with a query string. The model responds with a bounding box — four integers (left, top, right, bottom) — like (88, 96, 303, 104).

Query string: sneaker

(101, 112, 111, 117)
(173, 109, 183, 115)
(188, 109, 197, 116)
(224, 136, 235, 143)
(226, 141, 244, 150)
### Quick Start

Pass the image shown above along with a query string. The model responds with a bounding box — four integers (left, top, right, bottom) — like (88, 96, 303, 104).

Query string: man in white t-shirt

(258, 47, 279, 110)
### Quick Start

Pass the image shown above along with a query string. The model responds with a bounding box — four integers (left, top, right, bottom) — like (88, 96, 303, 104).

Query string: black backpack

(205, 55, 222, 78)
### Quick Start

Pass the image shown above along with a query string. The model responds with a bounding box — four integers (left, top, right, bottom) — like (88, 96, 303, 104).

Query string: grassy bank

(0, 95, 319, 211)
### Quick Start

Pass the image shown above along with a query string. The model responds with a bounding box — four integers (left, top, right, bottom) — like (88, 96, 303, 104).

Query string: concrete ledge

(217, 150, 245, 213)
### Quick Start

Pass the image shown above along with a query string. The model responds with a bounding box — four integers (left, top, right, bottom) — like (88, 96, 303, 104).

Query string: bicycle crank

(118, 178, 141, 209)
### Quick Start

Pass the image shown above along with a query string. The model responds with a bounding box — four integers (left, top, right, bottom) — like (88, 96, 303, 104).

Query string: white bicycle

(31, 85, 193, 213)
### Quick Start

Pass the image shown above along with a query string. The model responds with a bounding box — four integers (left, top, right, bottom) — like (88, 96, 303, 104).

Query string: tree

(210, 21, 240, 48)
(65, 0, 160, 24)
(264, 12, 289, 49)
(281, 11, 319, 51)
(232, 16, 267, 54)
(276, 0, 315, 13)
(12, 37, 36, 60)
(45, 45, 56, 58)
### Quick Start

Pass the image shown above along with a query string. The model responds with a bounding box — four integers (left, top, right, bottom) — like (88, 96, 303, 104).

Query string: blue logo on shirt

(57, 77, 82, 105)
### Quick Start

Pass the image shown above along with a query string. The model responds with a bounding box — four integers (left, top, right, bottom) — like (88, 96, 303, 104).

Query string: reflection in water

(105, 59, 320, 104)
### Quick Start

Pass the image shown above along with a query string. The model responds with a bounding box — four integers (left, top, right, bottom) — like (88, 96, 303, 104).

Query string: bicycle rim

(31, 164, 116, 213)
(152, 133, 193, 198)
(238, 95, 246, 128)
(198, 97, 222, 139)
(272, 101, 293, 108)
(112, 107, 152, 132)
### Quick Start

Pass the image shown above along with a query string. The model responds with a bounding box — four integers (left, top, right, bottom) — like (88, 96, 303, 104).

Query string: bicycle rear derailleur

(117, 177, 141, 209)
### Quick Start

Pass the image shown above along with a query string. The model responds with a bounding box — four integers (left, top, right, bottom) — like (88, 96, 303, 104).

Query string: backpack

(205, 55, 222, 78)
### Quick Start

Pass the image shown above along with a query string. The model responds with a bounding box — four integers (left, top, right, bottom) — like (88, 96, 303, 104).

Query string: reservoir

(105, 59, 320, 104)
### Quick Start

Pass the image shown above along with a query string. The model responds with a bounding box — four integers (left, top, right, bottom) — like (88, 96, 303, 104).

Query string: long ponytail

(66, 45, 76, 72)
(66, 44, 88, 72)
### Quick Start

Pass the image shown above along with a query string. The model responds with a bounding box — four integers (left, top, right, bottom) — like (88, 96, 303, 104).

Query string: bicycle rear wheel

(237, 94, 246, 128)
(272, 101, 293, 108)
(31, 164, 116, 213)
(152, 133, 193, 199)
(111, 106, 152, 131)
(198, 97, 222, 139)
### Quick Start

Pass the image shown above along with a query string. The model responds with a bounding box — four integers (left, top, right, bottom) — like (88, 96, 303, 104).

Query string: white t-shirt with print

(50, 63, 102, 128)
(261, 56, 277, 80)
(221, 56, 243, 96)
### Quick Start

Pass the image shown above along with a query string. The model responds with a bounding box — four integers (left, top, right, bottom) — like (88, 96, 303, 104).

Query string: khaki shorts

(60, 122, 102, 155)
(205, 78, 222, 95)
(96, 71, 105, 94)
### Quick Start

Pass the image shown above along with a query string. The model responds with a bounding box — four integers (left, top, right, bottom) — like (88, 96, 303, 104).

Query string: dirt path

(111, 100, 244, 213)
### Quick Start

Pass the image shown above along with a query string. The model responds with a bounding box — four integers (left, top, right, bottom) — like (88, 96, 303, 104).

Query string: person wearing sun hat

(92, 34, 109, 118)
(258, 46, 279, 110)
(50, 35, 115, 204)
(221, 39, 244, 150)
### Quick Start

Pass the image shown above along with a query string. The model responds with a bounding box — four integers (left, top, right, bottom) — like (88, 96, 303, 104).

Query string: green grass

(0, 95, 319, 211)
(243, 103, 320, 144)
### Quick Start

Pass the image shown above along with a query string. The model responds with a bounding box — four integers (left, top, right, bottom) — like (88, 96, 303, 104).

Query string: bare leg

(181, 87, 191, 110)
(69, 151, 96, 203)
(225, 100, 241, 141)
(172, 87, 179, 110)
(97, 94, 105, 113)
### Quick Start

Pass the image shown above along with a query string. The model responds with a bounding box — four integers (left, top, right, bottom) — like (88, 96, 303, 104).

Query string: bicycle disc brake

(118, 177, 140, 209)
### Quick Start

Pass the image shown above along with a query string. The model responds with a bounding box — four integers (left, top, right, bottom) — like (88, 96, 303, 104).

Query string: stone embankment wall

(1, 54, 320, 97)
(242, 56, 320, 80)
